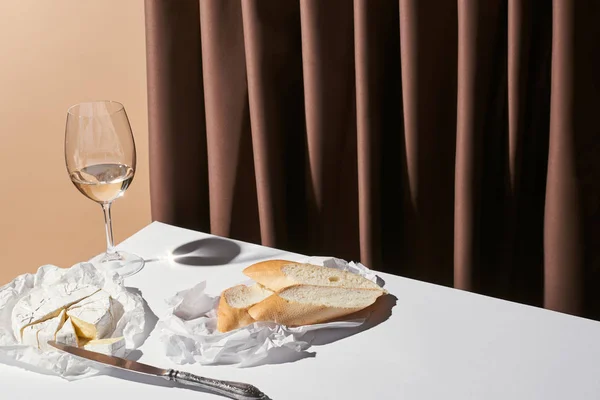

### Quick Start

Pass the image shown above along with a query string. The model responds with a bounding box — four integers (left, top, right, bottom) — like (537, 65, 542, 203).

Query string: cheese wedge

(38, 310, 67, 351)
(67, 290, 115, 340)
(55, 317, 80, 348)
(83, 337, 126, 357)
(12, 284, 100, 340)
(21, 310, 66, 350)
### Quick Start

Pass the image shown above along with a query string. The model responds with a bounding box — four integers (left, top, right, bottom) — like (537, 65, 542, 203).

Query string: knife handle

(165, 369, 268, 400)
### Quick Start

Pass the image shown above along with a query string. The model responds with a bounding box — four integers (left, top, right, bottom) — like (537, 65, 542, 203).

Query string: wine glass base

(89, 250, 145, 278)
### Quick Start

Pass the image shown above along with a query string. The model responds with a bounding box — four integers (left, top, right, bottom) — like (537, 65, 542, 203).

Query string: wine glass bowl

(65, 101, 144, 277)
(69, 163, 134, 203)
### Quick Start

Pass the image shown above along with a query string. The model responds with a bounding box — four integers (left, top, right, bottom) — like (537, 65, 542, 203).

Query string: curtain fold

(544, 0, 582, 315)
(145, 0, 209, 232)
(399, 0, 457, 286)
(145, 0, 600, 319)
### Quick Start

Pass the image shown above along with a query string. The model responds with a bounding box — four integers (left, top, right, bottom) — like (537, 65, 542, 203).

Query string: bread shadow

(307, 293, 397, 346)
(244, 294, 396, 366)
(170, 238, 241, 266)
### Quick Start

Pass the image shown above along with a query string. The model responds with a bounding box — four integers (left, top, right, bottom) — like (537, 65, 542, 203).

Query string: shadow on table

(242, 347, 317, 368)
(170, 238, 241, 266)
(105, 367, 176, 387)
(308, 293, 398, 346)
(142, 257, 164, 263)
(105, 367, 274, 399)
(125, 287, 159, 348)
(0, 354, 60, 377)
(243, 294, 397, 368)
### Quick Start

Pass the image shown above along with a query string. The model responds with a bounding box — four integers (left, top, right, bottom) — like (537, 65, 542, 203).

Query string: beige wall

(0, 0, 150, 283)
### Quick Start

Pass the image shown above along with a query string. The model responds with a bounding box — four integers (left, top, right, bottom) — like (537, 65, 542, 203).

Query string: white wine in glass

(65, 101, 144, 277)
(70, 163, 134, 203)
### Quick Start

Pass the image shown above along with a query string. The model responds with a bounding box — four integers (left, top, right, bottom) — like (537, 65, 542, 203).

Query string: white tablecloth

(2, 221, 600, 399)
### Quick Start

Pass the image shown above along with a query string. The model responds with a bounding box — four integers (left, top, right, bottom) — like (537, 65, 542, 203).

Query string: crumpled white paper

(158, 257, 382, 366)
(0, 262, 147, 380)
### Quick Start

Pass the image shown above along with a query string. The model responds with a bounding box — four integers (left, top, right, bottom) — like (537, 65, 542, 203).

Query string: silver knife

(48, 341, 268, 400)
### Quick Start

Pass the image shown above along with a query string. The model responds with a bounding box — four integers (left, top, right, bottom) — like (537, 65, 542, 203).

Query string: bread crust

(247, 285, 382, 327)
(242, 259, 298, 291)
(217, 285, 262, 332)
(235, 261, 387, 328)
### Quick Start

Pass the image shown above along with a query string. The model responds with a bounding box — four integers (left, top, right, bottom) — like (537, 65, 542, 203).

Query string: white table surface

(2, 221, 600, 399)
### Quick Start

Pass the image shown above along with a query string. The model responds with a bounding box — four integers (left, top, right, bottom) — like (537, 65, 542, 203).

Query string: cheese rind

(21, 310, 66, 350)
(11, 284, 100, 340)
(55, 317, 79, 348)
(38, 310, 67, 351)
(21, 325, 40, 348)
(83, 336, 126, 357)
(66, 290, 115, 340)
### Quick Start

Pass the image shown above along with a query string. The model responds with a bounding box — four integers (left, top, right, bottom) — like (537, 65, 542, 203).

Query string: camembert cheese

(55, 317, 79, 348)
(12, 283, 100, 340)
(21, 309, 66, 351)
(66, 290, 115, 340)
(83, 336, 126, 357)
(11, 282, 125, 356)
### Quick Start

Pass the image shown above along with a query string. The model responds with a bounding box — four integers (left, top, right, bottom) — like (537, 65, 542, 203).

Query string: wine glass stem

(101, 202, 116, 255)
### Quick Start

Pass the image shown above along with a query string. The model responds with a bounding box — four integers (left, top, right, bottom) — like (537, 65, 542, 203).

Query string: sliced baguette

(243, 260, 383, 292)
(248, 285, 384, 327)
(217, 284, 273, 332)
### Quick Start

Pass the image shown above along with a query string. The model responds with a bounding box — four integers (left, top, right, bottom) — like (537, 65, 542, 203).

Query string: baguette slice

(217, 284, 273, 332)
(243, 260, 383, 292)
(248, 285, 384, 327)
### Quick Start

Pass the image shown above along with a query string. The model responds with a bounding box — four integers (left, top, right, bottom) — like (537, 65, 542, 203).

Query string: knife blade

(48, 341, 268, 400)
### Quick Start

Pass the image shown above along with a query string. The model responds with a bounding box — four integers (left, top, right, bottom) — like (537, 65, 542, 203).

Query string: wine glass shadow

(170, 238, 241, 267)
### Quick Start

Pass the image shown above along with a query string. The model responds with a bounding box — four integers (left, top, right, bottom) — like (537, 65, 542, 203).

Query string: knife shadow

(104, 367, 175, 388)
(104, 367, 264, 399)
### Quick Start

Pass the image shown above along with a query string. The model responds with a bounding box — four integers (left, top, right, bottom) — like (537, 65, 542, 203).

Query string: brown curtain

(145, 0, 600, 319)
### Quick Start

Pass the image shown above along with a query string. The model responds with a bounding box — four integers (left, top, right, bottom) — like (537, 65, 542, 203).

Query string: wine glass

(65, 101, 144, 277)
